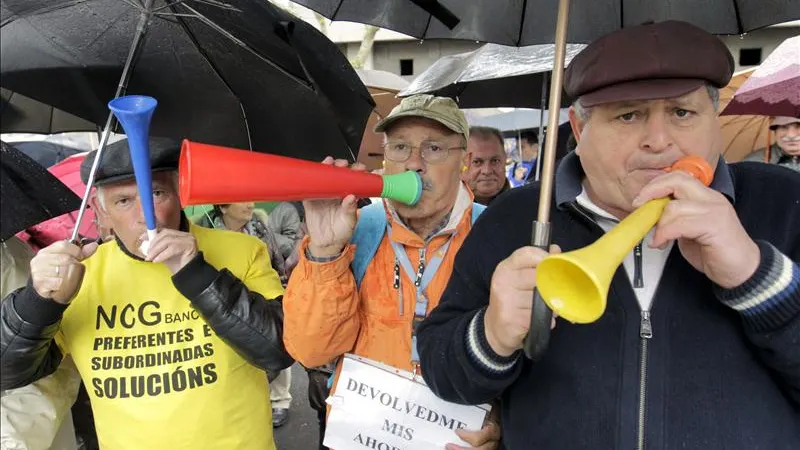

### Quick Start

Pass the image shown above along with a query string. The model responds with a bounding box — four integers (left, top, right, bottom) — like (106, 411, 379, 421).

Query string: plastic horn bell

(535, 156, 714, 324)
(108, 95, 158, 254)
(178, 140, 423, 206)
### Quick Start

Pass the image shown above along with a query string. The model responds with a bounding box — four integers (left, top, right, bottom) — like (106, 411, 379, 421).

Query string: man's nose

(641, 114, 673, 153)
(404, 149, 426, 173)
(133, 199, 147, 224)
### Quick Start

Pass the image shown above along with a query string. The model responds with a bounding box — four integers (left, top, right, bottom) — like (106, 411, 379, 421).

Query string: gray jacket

(743, 145, 800, 172)
(268, 203, 303, 259)
(743, 145, 786, 164)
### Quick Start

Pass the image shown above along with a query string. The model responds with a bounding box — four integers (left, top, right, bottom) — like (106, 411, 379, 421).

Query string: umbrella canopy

(1, 0, 375, 161)
(717, 68, 774, 163)
(721, 35, 800, 118)
(290, 0, 800, 45)
(469, 108, 570, 132)
(15, 152, 100, 249)
(399, 43, 587, 108)
(9, 140, 83, 168)
(47, 153, 99, 240)
(0, 141, 81, 241)
(355, 69, 409, 171)
(1, 88, 98, 135)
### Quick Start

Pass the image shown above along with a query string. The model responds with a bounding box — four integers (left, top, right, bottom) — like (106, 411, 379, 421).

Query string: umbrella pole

(534, 72, 549, 182)
(70, 0, 155, 243)
(523, 0, 571, 360)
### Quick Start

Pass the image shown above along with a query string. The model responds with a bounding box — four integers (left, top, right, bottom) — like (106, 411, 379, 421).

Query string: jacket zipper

(415, 248, 426, 287)
(394, 247, 428, 317)
(393, 261, 403, 315)
(637, 310, 653, 450)
(633, 242, 644, 288)
(568, 201, 656, 449)
(636, 237, 649, 450)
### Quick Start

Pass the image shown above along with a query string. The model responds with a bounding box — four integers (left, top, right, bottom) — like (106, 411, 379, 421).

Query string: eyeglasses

(382, 140, 466, 164)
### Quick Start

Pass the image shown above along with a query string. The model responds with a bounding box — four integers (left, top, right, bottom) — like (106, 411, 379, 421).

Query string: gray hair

(705, 84, 720, 111)
(468, 126, 504, 148)
(572, 83, 721, 121)
(95, 187, 107, 211)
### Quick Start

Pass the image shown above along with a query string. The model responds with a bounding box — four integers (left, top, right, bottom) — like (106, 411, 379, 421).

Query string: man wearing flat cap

(744, 116, 800, 172)
(0, 137, 294, 450)
(418, 21, 800, 449)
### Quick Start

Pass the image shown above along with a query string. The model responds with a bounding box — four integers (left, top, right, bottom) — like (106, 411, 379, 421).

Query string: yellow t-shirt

(58, 224, 284, 450)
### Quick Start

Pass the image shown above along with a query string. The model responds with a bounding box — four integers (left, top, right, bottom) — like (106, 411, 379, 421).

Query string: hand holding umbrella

(108, 95, 158, 255)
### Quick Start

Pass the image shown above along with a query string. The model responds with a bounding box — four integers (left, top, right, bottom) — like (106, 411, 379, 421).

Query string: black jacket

(1, 222, 293, 391)
(417, 156, 800, 450)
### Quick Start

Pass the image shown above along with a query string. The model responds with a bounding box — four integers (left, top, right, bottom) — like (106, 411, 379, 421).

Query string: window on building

(739, 48, 762, 66)
(400, 59, 414, 76)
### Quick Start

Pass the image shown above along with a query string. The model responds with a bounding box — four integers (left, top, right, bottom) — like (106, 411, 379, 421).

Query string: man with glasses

(464, 126, 512, 205)
(283, 95, 500, 449)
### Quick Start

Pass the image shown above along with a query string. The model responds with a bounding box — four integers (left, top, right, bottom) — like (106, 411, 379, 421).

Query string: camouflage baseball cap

(374, 94, 469, 140)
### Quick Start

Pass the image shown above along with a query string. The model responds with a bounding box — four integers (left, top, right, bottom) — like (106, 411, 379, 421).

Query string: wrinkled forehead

(593, 86, 711, 113)
(469, 136, 506, 158)
(384, 116, 460, 141)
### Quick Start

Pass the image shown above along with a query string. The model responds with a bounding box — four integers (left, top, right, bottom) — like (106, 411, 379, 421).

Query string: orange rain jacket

(283, 184, 479, 380)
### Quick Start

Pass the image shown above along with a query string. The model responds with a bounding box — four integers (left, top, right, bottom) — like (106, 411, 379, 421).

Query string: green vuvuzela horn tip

(380, 171, 423, 206)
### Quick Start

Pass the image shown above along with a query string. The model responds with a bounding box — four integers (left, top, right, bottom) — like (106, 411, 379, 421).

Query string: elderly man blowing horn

(417, 21, 800, 450)
(1, 138, 294, 450)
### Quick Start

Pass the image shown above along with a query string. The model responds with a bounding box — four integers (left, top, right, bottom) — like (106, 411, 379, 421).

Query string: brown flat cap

(565, 21, 734, 107)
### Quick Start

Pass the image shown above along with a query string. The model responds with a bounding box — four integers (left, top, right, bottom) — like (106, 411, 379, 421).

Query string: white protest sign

(323, 354, 490, 450)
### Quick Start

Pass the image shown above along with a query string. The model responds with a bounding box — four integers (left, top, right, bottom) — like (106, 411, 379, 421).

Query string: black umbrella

(10, 141, 83, 168)
(291, 0, 800, 45)
(1, 88, 99, 135)
(0, 0, 374, 162)
(0, 141, 81, 242)
(2, 0, 375, 244)
(400, 42, 585, 181)
(399, 43, 587, 109)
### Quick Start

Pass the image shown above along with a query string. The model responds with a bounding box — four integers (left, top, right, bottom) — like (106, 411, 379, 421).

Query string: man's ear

(458, 151, 471, 182)
(568, 107, 585, 144)
(90, 195, 113, 236)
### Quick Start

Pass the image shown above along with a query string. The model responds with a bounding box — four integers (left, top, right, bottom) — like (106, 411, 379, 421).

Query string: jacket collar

(771, 144, 788, 162)
(554, 151, 736, 209)
(474, 178, 511, 206)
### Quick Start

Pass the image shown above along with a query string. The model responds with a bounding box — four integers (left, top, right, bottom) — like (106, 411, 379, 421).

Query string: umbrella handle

(524, 289, 553, 360)
(523, 220, 553, 360)
(50, 261, 86, 304)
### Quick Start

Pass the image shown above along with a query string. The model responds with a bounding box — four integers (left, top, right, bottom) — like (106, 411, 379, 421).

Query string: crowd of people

(1, 19, 798, 450)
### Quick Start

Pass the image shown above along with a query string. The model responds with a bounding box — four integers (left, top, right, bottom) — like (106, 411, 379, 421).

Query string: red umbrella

(16, 153, 99, 250)
(721, 35, 800, 118)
